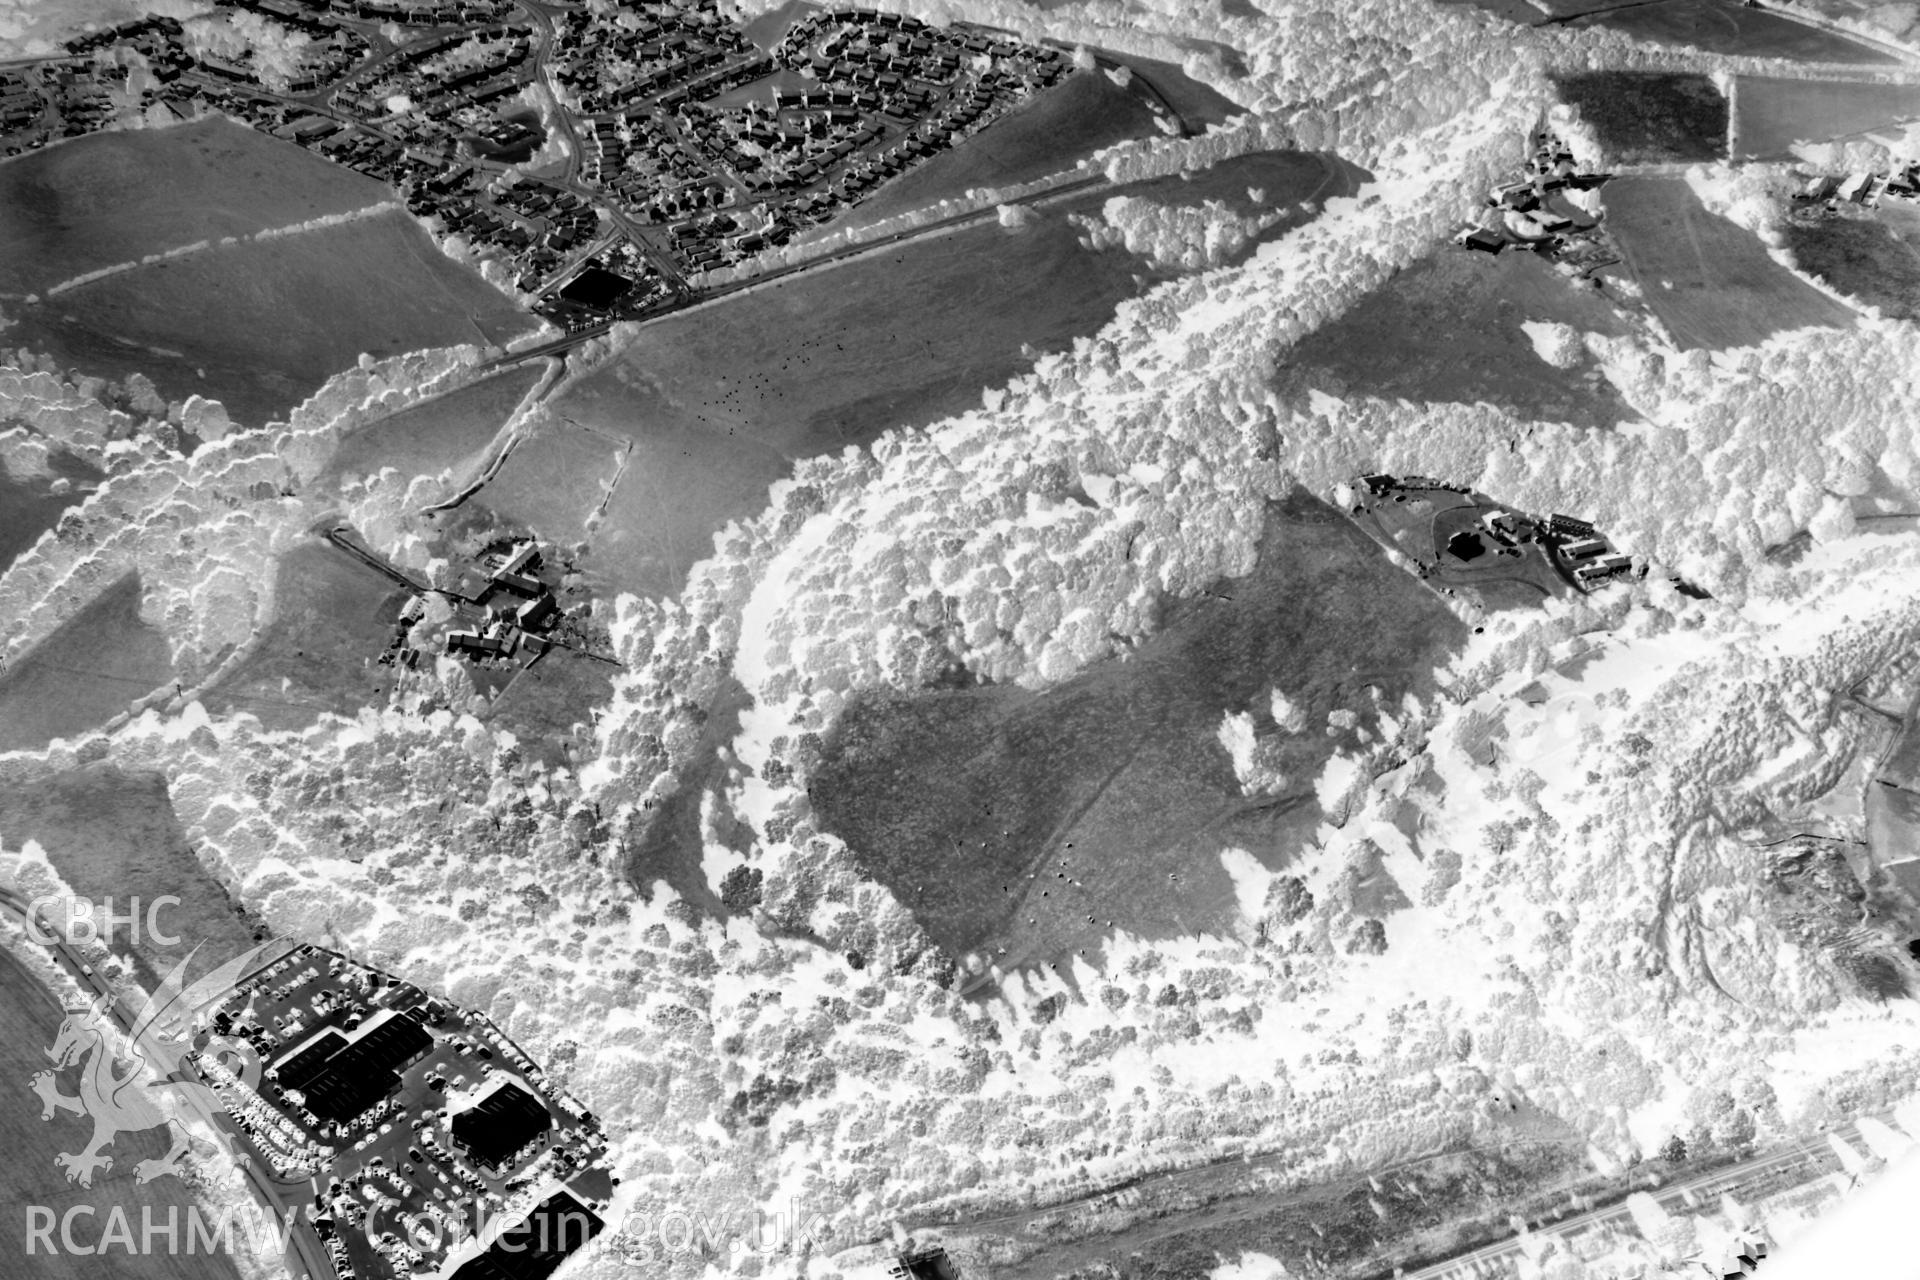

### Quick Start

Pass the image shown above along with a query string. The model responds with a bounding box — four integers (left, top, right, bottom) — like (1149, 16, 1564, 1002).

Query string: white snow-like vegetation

(6, 0, 1920, 1274)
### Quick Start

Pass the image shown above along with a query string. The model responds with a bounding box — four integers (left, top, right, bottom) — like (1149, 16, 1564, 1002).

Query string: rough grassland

(553, 206, 1160, 600)
(0, 451, 100, 575)
(1549, 0, 1896, 61)
(0, 762, 260, 985)
(1276, 247, 1634, 430)
(805, 69, 1161, 242)
(0, 116, 392, 295)
(808, 487, 1468, 973)
(1554, 71, 1728, 165)
(0, 572, 172, 753)
(9, 208, 538, 428)
(197, 541, 409, 733)
(1785, 210, 1920, 321)
(324, 364, 542, 493)
(485, 648, 616, 762)
(1604, 176, 1857, 350)
(0, 951, 247, 1280)
(1735, 77, 1920, 159)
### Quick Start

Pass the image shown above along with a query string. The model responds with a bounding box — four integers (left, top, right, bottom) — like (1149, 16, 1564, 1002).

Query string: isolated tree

(718, 865, 764, 913)
(1268, 875, 1315, 925)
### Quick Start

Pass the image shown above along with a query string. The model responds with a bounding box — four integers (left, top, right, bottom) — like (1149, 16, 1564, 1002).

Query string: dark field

(1275, 246, 1633, 430)
(324, 365, 543, 493)
(0, 762, 259, 986)
(806, 69, 1163, 242)
(0, 451, 101, 575)
(807, 487, 1469, 972)
(0, 951, 247, 1280)
(1735, 76, 1920, 159)
(1554, 71, 1728, 165)
(1550, 0, 1896, 62)
(1785, 210, 1920, 321)
(197, 541, 410, 732)
(0, 116, 391, 295)
(1604, 176, 1857, 349)
(9, 208, 538, 429)
(0, 573, 173, 753)
(551, 204, 1166, 600)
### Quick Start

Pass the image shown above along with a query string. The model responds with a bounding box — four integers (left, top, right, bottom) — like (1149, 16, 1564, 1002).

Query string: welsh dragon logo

(31, 940, 285, 1188)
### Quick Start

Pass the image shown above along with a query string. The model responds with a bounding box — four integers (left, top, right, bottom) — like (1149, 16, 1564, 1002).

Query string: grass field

(1604, 175, 1857, 349)
(0, 762, 260, 985)
(552, 150, 1349, 601)
(0, 451, 100, 576)
(1275, 246, 1633, 430)
(1118, 149, 1364, 233)
(740, 0, 809, 53)
(1554, 71, 1728, 165)
(0, 573, 172, 753)
(485, 647, 617, 766)
(1785, 209, 1920, 321)
(466, 417, 626, 546)
(803, 69, 1163, 242)
(553, 204, 1163, 600)
(0, 117, 392, 296)
(1735, 76, 1920, 159)
(0, 950, 248, 1280)
(196, 541, 410, 733)
(324, 365, 542, 493)
(1548, 0, 1896, 61)
(807, 487, 1468, 971)
(9, 208, 538, 429)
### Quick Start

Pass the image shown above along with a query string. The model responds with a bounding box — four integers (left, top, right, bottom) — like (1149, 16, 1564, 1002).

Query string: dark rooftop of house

(450, 1190, 603, 1280)
(274, 1029, 350, 1092)
(279, 1010, 433, 1125)
(451, 1078, 552, 1170)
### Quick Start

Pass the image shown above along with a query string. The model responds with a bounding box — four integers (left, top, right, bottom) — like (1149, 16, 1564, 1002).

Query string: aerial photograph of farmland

(11, 0, 1920, 1275)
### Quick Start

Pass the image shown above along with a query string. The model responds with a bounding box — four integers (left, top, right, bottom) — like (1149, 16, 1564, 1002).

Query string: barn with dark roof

(450, 1078, 552, 1173)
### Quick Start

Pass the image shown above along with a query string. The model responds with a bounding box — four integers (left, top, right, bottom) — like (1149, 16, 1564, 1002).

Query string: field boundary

(42, 201, 402, 299)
